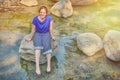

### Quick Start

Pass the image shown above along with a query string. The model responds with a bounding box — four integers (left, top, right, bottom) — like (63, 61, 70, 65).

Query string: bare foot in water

(46, 66, 51, 73)
(36, 70, 41, 76)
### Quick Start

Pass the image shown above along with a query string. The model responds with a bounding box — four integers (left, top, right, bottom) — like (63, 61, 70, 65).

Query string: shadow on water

(55, 36, 73, 80)
(55, 38, 66, 80)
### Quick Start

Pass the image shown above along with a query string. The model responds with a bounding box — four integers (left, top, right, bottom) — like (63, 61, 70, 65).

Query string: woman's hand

(25, 37, 32, 42)
(25, 24, 35, 42)
(51, 36, 55, 41)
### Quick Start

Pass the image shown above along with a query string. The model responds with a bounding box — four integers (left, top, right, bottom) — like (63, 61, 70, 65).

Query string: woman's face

(39, 8, 47, 19)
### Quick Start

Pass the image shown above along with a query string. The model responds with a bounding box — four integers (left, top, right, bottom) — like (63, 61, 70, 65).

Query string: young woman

(25, 6, 55, 75)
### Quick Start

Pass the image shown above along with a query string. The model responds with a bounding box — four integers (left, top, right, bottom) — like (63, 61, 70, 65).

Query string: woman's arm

(49, 21, 55, 40)
(25, 24, 36, 41)
(29, 24, 36, 40)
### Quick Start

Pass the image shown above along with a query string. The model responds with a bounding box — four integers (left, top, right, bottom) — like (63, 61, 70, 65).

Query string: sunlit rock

(20, 0, 38, 6)
(104, 30, 120, 61)
(77, 33, 103, 56)
(51, 0, 98, 6)
(51, 0, 73, 18)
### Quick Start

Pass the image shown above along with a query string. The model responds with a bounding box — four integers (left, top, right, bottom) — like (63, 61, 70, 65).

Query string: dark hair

(38, 6, 48, 13)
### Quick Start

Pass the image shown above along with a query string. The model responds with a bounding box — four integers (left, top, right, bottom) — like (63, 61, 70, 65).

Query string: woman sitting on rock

(25, 6, 55, 75)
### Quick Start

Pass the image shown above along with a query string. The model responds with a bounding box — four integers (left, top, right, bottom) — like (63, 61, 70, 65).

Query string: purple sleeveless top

(32, 15, 52, 33)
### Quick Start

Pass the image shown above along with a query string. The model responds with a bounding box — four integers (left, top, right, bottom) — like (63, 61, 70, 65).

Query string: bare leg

(35, 50, 41, 75)
(46, 53, 51, 72)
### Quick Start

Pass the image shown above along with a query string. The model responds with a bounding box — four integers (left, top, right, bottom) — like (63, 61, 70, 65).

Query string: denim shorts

(33, 32, 52, 55)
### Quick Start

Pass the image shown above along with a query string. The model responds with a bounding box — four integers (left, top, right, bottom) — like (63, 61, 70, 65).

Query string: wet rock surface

(19, 34, 58, 64)
(0, 31, 27, 80)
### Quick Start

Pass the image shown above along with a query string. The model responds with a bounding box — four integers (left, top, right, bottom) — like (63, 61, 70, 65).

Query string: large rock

(77, 33, 103, 56)
(19, 35, 58, 64)
(52, 0, 98, 6)
(103, 30, 120, 61)
(20, 0, 38, 7)
(51, 0, 73, 18)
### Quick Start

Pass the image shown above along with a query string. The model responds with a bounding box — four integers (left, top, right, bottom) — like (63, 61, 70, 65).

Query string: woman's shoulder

(33, 16, 38, 20)
(46, 14, 52, 19)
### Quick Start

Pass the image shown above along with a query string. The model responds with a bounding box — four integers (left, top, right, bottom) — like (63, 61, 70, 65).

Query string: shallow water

(0, 0, 120, 80)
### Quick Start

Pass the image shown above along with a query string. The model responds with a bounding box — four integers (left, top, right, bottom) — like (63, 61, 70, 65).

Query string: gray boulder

(103, 30, 120, 61)
(51, 0, 73, 18)
(19, 34, 58, 64)
(77, 33, 103, 56)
